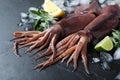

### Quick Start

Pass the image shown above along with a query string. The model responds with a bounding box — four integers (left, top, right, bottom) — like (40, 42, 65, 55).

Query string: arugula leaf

(30, 9, 56, 31)
(112, 29, 120, 47)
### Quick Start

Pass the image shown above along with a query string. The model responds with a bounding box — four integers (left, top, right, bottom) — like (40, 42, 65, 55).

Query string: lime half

(94, 36, 113, 51)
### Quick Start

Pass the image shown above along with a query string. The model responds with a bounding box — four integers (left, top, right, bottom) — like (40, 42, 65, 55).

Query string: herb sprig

(112, 29, 120, 47)
(30, 9, 56, 31)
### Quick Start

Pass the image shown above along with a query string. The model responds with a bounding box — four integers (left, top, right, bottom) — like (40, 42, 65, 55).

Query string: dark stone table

(0, 0, 119, 80)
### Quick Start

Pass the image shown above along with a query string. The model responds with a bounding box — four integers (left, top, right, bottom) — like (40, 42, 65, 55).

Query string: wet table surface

(0, 0, 120, 80)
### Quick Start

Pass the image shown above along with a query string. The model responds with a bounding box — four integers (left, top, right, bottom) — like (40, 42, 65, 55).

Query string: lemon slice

(94, 36, 113, 51)
(43, 0, 65, 18)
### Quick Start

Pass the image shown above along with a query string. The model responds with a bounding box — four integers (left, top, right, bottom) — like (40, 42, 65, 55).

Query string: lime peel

(94, 36, 113, 52)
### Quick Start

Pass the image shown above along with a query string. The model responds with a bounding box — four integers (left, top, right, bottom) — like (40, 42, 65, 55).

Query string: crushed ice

(18, 7, 39, 31)
(100, 52, 113, 62)
(113, 48, 120, 60)
(115, 72, 120, 80)
(100, 52, 113, 71)
(18, 0, 120, 31)
(92, 57, 100, 63)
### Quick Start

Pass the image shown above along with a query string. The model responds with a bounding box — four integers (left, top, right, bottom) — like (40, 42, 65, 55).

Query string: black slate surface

(0, 0, 120, 80)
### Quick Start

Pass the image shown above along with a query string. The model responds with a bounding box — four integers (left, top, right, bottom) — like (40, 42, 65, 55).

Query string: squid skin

(84, 4, 120, 40)
(34, 4, 120, 74)
(69, 4, 120, 73)
(12, 1, 120, 74)
(58, 1, 101, 36)
(13, 1, 100, 55)
(58, 13, 96, 36)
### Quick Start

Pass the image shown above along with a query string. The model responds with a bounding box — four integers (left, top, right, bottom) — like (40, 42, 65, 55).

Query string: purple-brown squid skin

(58, 1, 101, 36)
(58, 13, 96, 36)
(34, 4, 120, 74)
(13, 1, 100, 55)
(67, 4, 120, 73)
(84, 4, 120, 40)
(12, 1, 101, 73)
(12, 1, 120, 74)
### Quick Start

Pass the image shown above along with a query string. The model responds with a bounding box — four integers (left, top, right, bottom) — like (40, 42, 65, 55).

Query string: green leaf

(112, 29, 120, 47)
(38, 25, 43, 31)
(30, 10, 40, 16)
(31, 9, 57, 31)
(34, 19, 40, 29)
(112, 32, 119, 40)
(38, 10, 49, 16)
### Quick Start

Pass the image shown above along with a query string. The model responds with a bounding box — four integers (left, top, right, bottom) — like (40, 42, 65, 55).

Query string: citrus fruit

(43, 0, 65, 18)
(94, 36, 113, 51)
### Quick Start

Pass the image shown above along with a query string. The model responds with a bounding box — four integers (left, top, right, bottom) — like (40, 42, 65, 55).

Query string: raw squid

(12, 1, 120, 74)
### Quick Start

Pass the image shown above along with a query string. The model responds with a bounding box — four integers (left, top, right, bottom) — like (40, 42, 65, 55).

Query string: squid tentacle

(32, 33, 52, 56)
(13, 37, 28, 56)
(56, 34, 75, 52)
(11, 1, 120, 74)
(35, 47, 52, 60)
(61, 55, 70, 63)
(60, 34, 80, 63)
(35, 34, 73, 60)
(49, 34, 58, 60)
(13, 31, 39, 37)
(12, 31, 46, 56)
(81, 42, 89, 74)
(25, 31, 50, 54)
(22, 32, 46, 44)
(66, 32, 89, 71)
(34, 45, 76, 70)
(19, 41, 35, 49)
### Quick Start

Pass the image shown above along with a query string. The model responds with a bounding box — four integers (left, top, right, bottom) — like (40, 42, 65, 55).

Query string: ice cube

(66, 7, 74, 13)
(115, 0, 120, 6)
(106, 0, 116, 5)
(17, 22, 23, 26)
(70, 0, 80, 7)
(114, 48, 120, 60)
(21, 18, 28, 23)
(20, 12, 28, 19)
(101, 61, 111, 71)
(99, 0, 106, 4)
(28, 13, 37, 19)
(53, 0, 64, 8)
(92, 57, 100, 63)
(115, 72, 120, 80)
(100, 52, 113, 62)
(80, 0, 91, 5)
(27, 19, 34, 24)
(63, 0, 70, 7)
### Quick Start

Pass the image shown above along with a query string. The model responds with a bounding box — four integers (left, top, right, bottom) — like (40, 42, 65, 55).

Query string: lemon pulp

(43, 0, 65, 18)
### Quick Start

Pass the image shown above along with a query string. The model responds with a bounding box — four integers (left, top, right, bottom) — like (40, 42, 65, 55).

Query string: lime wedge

(94, 36, 113, 51)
